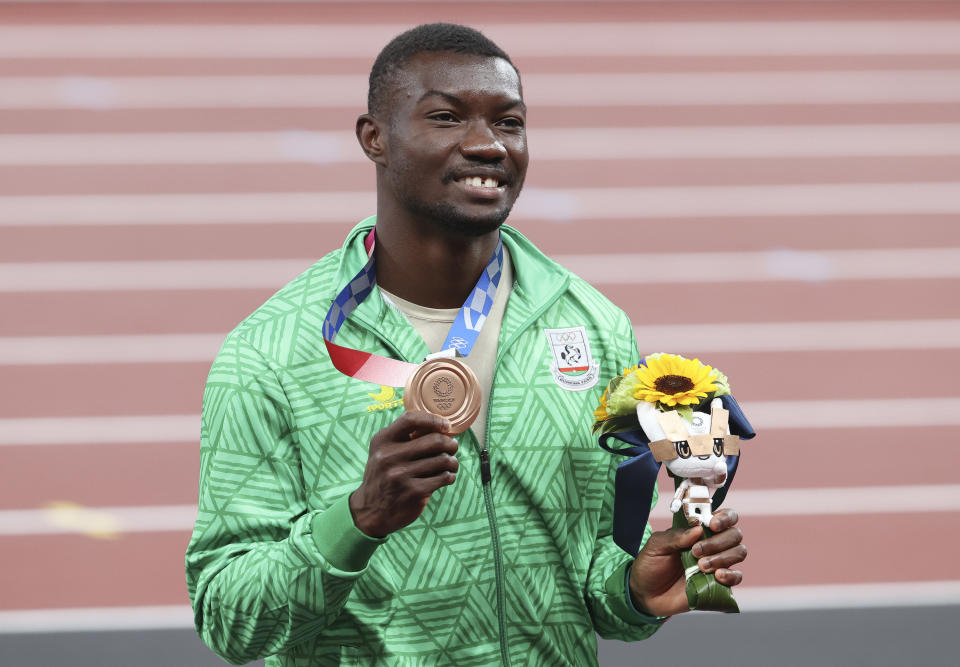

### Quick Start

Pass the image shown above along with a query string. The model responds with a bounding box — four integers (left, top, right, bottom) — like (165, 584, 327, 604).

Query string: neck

(373, 221, 499, 309)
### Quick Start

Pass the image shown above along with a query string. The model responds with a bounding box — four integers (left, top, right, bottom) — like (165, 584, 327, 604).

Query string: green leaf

(591, 414, 640, 437)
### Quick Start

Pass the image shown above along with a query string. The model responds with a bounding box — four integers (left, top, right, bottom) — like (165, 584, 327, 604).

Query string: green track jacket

(186, 220, 663, 666)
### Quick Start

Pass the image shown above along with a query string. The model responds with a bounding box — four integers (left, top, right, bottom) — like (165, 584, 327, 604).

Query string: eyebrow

(417, 89, 526, 113)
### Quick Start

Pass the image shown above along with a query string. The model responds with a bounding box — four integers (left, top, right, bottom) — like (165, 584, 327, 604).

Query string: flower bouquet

(593, 353, 756, 613)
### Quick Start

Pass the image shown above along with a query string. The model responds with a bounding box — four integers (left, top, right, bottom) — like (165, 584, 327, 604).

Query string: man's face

(377, 51, 528, 237)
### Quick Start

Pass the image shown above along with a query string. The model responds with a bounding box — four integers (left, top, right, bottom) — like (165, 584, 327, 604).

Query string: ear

(636, 401, 667, 442)
(356, 114, 388, 167)
(657, 410, 690, 441)
(710, 398, 730, 436)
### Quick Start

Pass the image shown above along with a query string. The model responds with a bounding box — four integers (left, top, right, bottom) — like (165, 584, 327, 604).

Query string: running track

(1, 0, 959, 642)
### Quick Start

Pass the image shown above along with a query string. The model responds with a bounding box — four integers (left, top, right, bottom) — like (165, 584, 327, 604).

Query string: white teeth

(461, 176, 500, 188)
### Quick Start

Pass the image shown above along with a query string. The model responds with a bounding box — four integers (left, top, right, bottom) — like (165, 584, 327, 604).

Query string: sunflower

(632, 354, 718, 407)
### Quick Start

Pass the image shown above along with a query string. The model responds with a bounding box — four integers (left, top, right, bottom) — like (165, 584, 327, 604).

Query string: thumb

(643, 525, 702, 556)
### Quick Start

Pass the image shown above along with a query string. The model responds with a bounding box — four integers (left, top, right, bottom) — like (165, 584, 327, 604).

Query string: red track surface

(1, 1, 959, 621)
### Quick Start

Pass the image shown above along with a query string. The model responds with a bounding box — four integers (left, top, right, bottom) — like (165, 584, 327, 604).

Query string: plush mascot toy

(593, 353, 756, 613)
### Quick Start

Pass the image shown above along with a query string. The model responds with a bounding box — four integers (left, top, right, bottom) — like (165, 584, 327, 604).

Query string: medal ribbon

(322, 228, 503, 386)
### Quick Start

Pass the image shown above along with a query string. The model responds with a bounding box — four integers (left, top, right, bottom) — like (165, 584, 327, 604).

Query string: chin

(420, 201, 513, 238)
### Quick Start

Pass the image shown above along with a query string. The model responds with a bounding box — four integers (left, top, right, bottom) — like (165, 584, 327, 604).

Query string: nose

(460, 121, 507, 161)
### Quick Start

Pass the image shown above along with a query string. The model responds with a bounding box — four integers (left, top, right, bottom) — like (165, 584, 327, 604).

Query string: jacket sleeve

(185, 332, 384, 664)
(585, 311, 668, 640)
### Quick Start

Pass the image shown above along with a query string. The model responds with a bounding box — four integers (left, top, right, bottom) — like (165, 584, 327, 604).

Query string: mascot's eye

(713, 438, 724, 457)
(675, 441, 691, 459)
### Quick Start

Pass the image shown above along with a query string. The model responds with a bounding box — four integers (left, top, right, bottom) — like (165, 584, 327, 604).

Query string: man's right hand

(349, 411, 459, 538)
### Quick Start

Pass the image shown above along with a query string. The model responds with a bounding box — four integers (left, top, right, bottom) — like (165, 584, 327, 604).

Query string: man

(186, 23, 747, 666)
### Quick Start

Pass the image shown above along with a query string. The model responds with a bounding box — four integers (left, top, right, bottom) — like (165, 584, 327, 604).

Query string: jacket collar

(333, 217, 570, 362)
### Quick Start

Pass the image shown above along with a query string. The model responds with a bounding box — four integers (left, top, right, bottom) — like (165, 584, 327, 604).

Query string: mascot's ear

(710, 398, 730, 437)
(636, 402, 667, 442)
(657, 410, 690, 441)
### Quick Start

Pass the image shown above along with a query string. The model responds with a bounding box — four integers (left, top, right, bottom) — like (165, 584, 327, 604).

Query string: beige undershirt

(378, 245, 513, 448)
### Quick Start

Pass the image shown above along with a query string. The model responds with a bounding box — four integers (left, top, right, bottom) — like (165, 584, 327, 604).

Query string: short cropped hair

(367, 23, 517, 116)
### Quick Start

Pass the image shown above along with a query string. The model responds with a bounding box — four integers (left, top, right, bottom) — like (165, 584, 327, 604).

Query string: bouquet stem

(673, 511, 740, 613)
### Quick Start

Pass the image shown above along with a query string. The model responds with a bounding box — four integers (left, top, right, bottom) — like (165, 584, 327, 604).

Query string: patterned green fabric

(186, 218, 662, 666)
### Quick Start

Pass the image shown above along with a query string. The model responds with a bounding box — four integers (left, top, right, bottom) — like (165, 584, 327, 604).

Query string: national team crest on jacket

(544, 326, 600, 391)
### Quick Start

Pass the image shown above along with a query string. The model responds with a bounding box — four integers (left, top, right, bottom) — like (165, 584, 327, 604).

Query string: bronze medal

(403, 357, 482, 434)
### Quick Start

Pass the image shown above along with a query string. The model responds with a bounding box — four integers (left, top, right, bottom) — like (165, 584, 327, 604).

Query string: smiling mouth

(458, 176, 502, 189)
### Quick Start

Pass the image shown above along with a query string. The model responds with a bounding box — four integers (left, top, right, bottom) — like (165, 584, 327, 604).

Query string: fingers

(691, 507, 747, 576)
(695, 542, 747, 574)
(403, 450, 460, 479)
(708, 507, 739, 532)
(411, 471, 458, 496)
(372, 431, 459, 471)
(380, 411, 452, 443)
(642, 524, 703, 556)
(692, 524, 742, 558)
(713, 568, 743, 586)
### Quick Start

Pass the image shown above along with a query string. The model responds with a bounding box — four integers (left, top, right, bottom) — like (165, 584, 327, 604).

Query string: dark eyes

(425, 113, 523, 129)
(675, 439, 724, 458)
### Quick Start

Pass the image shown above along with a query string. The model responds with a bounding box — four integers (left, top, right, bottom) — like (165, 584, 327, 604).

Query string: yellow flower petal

(632, 353, 718, 409)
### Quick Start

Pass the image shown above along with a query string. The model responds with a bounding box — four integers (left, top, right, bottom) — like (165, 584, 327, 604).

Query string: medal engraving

(404, 358, 481, 434)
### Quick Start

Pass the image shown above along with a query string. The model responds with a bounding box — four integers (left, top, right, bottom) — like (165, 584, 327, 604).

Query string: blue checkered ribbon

(323, 229, 503, 360)
(322, 256, 377, 343)
(442, 238, 502, 355)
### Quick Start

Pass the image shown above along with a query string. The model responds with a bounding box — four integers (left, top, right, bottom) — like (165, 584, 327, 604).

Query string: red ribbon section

(324, 339, 417, 387)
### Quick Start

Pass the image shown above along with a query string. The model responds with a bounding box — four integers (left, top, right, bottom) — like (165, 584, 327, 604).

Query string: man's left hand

(628, 508, 747, 617)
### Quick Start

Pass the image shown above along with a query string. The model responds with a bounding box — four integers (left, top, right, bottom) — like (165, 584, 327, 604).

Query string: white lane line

(4, 71, 960, 110)
(2, 248, 958, 292)
(0, 605, 196, 634)
(633, 319, 960, 353)
(513, 183, 960, 220)
(744, 398, 960, 429)
(735, 581, 960, 613)
(1, 22, 959, 58)
(6, 124, 960, 165)
(0, 504, 197, 537)
(0, 191, 374, 226)
(0, 334, 226, 364)
(2, 398, 958, 446)
(6, 183, 960, 227)
(0, 415, 199, 446)
(1, 485, 956, 538)
(5, 319, 959, 365)
(0, 130, 363, 166)
(2, 580, 955, 633)
(553, 248, 960, 284)
(649, 485, 960, 520)
(0, 259, 314, 292)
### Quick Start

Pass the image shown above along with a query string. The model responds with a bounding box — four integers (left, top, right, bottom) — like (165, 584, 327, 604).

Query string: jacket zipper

(360, 274, 566, 666)
(478, 444, 509, 666)
(476, 283, 564, 667)
(366, 322, 510, 664)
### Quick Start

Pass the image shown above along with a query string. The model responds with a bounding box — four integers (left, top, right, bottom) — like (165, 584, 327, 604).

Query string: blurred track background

(1, 1, 958, 665)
